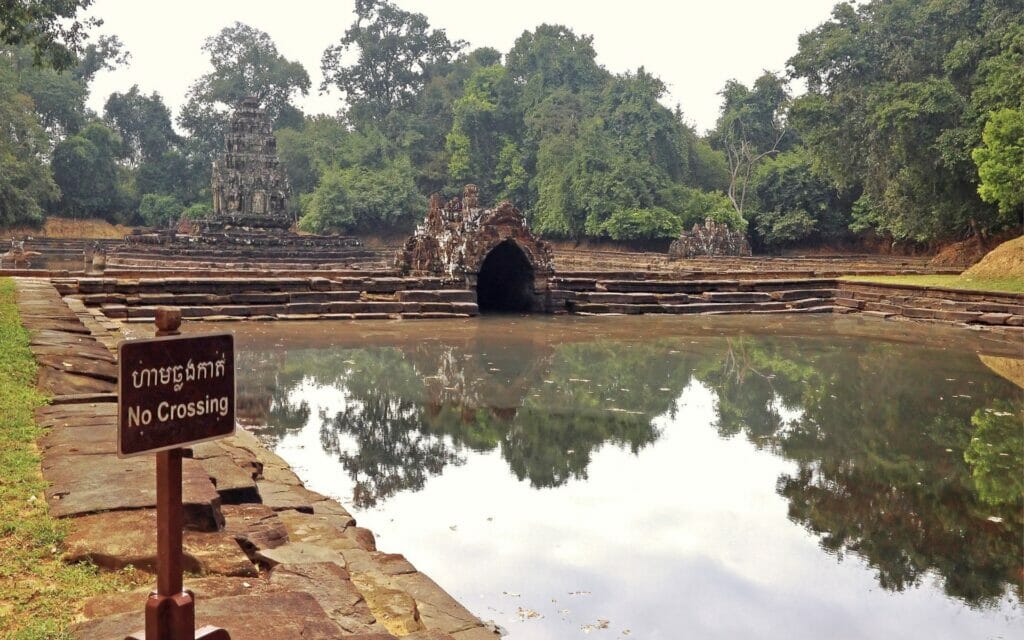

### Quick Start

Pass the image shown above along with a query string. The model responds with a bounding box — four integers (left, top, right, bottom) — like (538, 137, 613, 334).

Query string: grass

(0, 278, 140, 639)
(842, 274, 1024, 294)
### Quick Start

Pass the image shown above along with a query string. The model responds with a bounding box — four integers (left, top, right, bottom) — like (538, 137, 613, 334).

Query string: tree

(788, 0, 1020, 242)
(320, 0, 463, 127)
(506, 24, 606, 111)
(972, 108, 1024, 219)
(104, 86, 179, 166)
(0, 0, 99, 70)
(0, 52, 57, 226)
(749, 146, 850, 249)
(51, 121, 122, 218)
(179, 23, 310, 163)
(137, 192, 182, 228)
(710, 73, 794, 221)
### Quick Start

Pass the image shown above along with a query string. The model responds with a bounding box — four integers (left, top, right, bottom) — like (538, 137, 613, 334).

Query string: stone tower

(209, 97, 292, 230)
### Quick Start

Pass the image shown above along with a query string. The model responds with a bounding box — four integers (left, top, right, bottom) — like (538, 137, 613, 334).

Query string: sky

(82, 0, 841, 134)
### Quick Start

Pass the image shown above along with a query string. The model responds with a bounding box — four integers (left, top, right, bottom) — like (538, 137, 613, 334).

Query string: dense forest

(1, 0, 1021, 250)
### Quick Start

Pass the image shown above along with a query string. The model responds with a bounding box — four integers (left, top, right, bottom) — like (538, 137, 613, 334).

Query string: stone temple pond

(177, 315, 1022, 639)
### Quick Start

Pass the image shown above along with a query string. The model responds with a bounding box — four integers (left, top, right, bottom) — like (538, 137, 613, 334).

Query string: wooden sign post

(121, 308, 234, 640)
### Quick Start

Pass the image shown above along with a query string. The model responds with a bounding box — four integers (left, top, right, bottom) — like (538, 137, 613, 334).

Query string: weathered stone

(199, 454, 260, 504)
(351, 571, 423, 636)
(274, 509, 368, 554)
(221, 504, 288, 557)
(669, 217, 751, 258)
(977, 312, 1012, 325)
(209, 97, 292, 231)
(82, 577, 272, 620)
(256, 480, 330, 513)
(64, 509, 256, 576)
(395, 186, 554, 311)
(390, 572, 483, 636)
(36, 365, 115, 395)
(256, 542, 348, 568)
(269, 562, 381, 633)
(43, 455, 222, 529)
(71, 592, 344, 640)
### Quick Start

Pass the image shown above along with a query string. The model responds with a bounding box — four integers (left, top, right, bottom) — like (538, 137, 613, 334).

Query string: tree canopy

(0, 0, 1020, 246)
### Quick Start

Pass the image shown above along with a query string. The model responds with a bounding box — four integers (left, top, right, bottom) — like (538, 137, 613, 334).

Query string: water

(213, 315, 1022, 639)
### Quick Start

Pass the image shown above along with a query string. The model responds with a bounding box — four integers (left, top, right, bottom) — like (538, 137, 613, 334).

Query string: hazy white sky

(83, 0, 840, 133)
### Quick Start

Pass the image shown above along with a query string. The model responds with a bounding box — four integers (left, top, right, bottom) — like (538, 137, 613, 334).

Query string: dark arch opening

(476, 240, 535, 313)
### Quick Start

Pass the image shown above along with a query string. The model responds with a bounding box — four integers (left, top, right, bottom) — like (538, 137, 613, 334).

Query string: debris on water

(568, 378, 591, 383)
(581, 619, 610, 633)
(945, 448, 953, 453)
(987, 516, 1004, 523)
(483, 620, 508, 636)
(517, 607, 542, 621)
(449, 525, 457, 531)
(953, 394, 972, 399)
(502, 591, 520, 597)
(568, 590, 592, 596)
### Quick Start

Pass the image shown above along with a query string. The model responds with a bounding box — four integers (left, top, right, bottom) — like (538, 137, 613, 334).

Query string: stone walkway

(14, 278, 498, 640)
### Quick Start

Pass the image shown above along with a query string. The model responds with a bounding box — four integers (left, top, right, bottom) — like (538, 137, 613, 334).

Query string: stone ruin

(396, 185, 555, 312)
(668, 217, 752, 259)
(208, 97, 292, 231)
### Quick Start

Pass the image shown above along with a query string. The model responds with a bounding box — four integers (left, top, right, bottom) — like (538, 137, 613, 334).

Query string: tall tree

(709, 73, 794, 221)
(320, 0, 463, 128)
(0, 0, 98, 69)
(0, 51, 57, 226)
(178, 22, 310, 163)
(51, 121, 122, 218)
(104, 86, 179, 166)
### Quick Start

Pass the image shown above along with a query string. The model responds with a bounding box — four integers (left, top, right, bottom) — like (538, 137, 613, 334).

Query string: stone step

(104, 300, 480, 320)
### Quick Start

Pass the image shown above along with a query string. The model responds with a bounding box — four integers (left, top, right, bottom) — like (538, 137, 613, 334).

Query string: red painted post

(126, 308, 230, 640)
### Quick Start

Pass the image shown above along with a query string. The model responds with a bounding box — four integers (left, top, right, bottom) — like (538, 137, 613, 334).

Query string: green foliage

(972, 107, 1024, 218)
(0, 0, 98, 70)
(749, 147, 848, 248)
(600, 207, 682, 241)
(137, 192, 182, 228)
(709, 72, 795, 220)
(789, 0, 1022, 242)
(182, 201, 211, 221)
(51, 121, 123, 219)
(0, 55, 57, 227)
(320, 0, 463, 127)
(298, 158, 426, 233)
(178, 22, 310, 167)
(104, 85, 179, 165)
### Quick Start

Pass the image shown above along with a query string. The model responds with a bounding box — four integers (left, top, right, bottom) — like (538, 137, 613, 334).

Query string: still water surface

(216, 315, 1022, 639)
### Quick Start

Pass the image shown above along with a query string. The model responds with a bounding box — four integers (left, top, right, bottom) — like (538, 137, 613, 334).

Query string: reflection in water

(228, 316, 1023, 636)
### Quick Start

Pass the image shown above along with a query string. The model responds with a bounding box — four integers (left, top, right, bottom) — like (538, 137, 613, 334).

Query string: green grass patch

(842, 274, 1024, 294)
(0, 278, 140, 640)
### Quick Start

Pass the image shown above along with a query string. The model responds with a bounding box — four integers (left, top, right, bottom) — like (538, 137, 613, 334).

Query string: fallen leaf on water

(987, 516, 1004, 523)
(517, 607, 542, 621)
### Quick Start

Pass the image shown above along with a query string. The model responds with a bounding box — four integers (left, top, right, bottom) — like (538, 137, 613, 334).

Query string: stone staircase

(549, 277, 844, 315)
(55, 276, 479, 321)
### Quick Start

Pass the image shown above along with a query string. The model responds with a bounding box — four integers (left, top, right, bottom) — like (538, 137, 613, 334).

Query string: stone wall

(668, 218, 752, 258)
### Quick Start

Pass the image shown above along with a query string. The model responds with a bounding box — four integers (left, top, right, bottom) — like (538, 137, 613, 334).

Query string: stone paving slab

(82, 577, 279, 620)
(269, 562, 382, 634)
(71, 591, 348, 640)
(221, 503, 288, 557)
(64, 509, 256, 576)
(43, 454, 222, 528)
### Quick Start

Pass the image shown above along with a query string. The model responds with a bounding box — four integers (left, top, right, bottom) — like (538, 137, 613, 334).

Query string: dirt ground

(962, 236, 1024, 279)
(2, 218, 133, 239)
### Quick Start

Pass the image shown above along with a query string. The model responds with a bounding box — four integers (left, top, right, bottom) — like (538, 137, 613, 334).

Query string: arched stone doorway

(476, 240, 536, 313)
